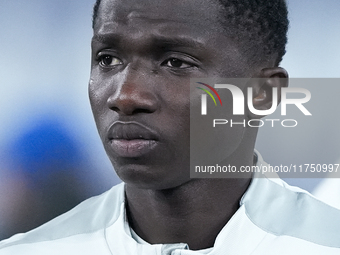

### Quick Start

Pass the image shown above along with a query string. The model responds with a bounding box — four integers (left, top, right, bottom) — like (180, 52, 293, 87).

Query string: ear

(248, 67, 289, 119)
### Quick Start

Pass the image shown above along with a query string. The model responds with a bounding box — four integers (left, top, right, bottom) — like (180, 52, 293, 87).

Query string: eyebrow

(151, 37, 206, 50)
(92, 34, 121, 44)
(92, 33, 206, 50)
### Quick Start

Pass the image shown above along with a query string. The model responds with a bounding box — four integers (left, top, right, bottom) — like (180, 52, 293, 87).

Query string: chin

(114, 163, 189, 190)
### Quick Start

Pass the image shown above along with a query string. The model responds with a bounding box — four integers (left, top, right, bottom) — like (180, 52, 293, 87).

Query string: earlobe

(248, 67, 289, 119)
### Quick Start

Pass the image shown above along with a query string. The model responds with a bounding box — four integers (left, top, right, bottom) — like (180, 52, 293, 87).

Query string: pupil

(103, 56, 112, 66)
(170, 58, 182, 68)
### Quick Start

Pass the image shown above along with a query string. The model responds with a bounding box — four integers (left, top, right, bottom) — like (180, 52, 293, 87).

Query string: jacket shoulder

(0, 183, 125, 252)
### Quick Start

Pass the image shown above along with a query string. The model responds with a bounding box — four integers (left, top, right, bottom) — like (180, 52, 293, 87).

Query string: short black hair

(92, 0, 101, 30)
(92, 0, 288, 66)
(217, 0, 289, 66)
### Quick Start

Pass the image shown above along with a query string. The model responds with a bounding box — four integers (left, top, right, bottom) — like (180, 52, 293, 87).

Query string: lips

(107, 121, 160, 158)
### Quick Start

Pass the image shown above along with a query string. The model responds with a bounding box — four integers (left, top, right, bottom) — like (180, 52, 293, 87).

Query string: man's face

(89, 0, 250, 189)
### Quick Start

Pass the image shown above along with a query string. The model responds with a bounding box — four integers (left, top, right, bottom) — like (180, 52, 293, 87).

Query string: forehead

(95, 0, 224, 37)
(93, 0, 249, 76)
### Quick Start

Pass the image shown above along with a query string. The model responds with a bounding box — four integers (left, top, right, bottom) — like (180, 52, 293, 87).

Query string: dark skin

(89, 0, 288, 250)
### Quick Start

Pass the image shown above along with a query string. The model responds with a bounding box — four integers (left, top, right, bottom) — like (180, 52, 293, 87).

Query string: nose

(107, 67, 158, 115)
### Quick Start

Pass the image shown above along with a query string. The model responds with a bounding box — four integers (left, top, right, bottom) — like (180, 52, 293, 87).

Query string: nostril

(110, 106, 120, 112)
(132, 108, 155, 115)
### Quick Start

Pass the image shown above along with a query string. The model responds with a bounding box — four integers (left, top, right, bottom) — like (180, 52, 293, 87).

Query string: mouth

(107, 121, 160, 158)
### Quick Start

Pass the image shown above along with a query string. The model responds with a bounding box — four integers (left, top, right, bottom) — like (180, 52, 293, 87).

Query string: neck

(126, 178, 251, 250)
(125, 163, 253, 250)
(125, 129, 257, 250)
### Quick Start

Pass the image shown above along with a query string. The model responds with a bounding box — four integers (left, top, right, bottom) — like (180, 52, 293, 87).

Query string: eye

(162, 58, 193, 69)
(99, 55, 122, 67)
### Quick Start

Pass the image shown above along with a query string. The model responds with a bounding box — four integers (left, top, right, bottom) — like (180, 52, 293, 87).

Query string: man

(1, 0, 339, 254)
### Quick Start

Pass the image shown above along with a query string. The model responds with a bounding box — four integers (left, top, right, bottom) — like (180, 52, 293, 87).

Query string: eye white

(165, 58, 192, 68)
(100, 56, 122, 66)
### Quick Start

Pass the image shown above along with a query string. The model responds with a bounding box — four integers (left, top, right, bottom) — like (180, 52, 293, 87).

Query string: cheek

(88, 79, 112, 138)
(161, 96, 191, 149)
(88, 77, 108, 109)
(160, 79, 191, 130)
(190, 91, 245, 166)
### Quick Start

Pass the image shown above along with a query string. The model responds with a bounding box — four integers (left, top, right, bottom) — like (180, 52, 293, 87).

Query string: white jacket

(1, 152, 340, 254)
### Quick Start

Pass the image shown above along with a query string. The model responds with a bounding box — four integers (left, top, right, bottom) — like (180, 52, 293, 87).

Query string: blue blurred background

(0, 0, 339, 240)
